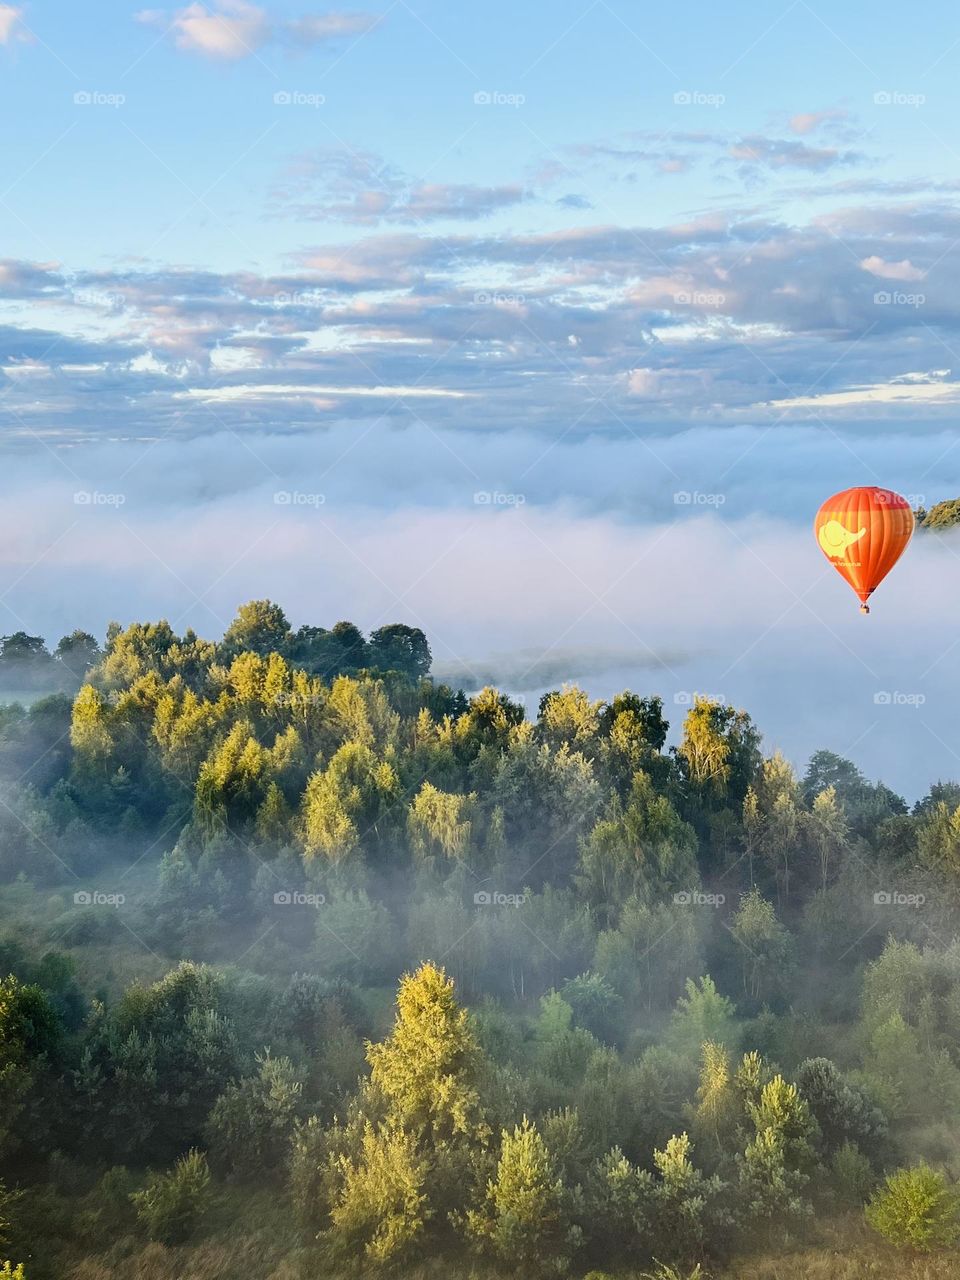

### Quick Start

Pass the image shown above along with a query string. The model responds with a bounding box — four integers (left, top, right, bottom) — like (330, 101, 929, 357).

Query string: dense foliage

(0, 601, 959, 1278)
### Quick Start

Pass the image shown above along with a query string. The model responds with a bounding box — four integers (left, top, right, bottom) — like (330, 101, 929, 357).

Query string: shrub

(865, 1162, 960, 1251)
(205, 1052, 304, 1180)
(131, 1149, 212, 1244)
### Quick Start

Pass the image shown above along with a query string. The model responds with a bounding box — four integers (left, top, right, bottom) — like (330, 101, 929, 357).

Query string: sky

(2, 0, 960, 796)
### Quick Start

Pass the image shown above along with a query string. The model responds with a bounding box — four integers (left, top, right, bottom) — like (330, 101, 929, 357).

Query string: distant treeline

(0, 602, 431, 693)
(915, 496, 960, 529)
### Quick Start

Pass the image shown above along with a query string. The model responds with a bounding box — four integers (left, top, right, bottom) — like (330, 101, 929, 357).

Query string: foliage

(131, 1149, 212, 1244)
(865, 1163, 960, 1252)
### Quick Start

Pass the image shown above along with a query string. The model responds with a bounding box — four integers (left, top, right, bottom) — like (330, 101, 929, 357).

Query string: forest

(1, 598, 960, 1279)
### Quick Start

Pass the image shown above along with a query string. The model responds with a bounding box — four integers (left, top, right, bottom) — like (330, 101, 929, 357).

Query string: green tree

(808, 785, 847, 889)
(221, 600, 291, 658)
(131, 1149, 212, 1244)
(408, 783, 476, 866)
(667, 977, 737, 1062)
(367, 963, 486, 1146)
(205, 1053, 304, 1180)
(466, 1116, 579, 1275)
(0, 975, 60, 1157)
(677, 699, 760, 813)
(367, 624, 431, 681)
(54, 630, 101, 679)
(866, 1163, 960, 1251)
(325, 1121, 429, 1266)
(738, 1075, 816, 1240)
(727, 889, 793, 1007)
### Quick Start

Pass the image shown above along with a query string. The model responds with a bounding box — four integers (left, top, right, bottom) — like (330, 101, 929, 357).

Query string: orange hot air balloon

(814, 486, 914, 614)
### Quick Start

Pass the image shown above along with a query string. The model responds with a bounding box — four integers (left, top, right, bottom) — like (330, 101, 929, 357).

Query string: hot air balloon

(814, 486, 914, 614)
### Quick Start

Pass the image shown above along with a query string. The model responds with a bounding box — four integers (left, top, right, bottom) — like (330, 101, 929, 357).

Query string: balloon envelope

(814, 486, 914, 613)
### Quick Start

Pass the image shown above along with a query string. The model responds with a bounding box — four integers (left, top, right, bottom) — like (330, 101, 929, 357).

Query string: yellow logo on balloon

(817, 520, 867, 560)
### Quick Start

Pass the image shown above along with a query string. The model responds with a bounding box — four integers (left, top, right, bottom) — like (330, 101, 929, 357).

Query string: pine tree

(466, 1117, 580, 1275)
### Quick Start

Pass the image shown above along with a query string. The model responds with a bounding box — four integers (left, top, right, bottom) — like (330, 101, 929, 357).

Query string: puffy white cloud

(860, 255, 926, 281)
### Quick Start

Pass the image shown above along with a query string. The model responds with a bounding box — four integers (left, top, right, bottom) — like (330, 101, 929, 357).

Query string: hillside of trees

(1, 600, 960, 1278)
(916, 497, 960, 529)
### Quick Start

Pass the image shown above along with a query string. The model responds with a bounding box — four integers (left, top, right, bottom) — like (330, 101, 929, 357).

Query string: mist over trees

(1, 601, 960, 1278)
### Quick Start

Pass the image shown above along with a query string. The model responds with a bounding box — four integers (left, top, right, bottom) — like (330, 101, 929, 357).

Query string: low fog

(1, 420, 957, 799)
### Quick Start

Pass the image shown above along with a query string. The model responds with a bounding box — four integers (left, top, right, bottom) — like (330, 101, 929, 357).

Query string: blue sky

(2, 0, 960, 794)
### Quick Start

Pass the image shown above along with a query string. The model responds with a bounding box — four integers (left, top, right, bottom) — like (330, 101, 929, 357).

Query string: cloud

(433, 645, 694, 693)
(7, 182, 960, 439)
(860, 255, 926, 281)
(285, 12, 381, 44)
(0, 4, 29, 44)
(729, 135, 863, 171)
(136, 2, 379, 60)
(0, 259, 64, 298)
(758, 371, 958, 411)
(789, 108, 849, 135)
(271, 148, 527, 224)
